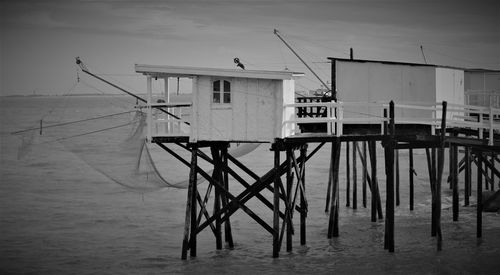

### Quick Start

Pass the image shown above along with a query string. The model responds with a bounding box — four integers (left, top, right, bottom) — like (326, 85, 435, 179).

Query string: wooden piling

(273, 146, 281, 258)
(181, 145, 198, 260)
(435, 101, 447, 251)
(346, 142, 351, 207)
(300, 145, 308, 245)
(286, 148, 293, 252)
(363, 141, 368, 208)
(395, 149, 400, 207)
(452, 143, 459, 221)
(221, 146, 234, 248)
(328, 140, 341, 238)
(384, 100, 395, 252)
(211, 146, 223, 250)
(353, 142, 358, 210)
(368, 140, 382, 221)
(477, 151, 483, 238)
(409, 149, 414, 211)
(464, 146, 471, 206)
(356, 142, 384, 220)
(425, 148, 437, 237)
(188, 145, 199, 257)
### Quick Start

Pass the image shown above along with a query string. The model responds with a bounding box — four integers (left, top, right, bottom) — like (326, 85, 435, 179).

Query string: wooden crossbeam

(156, 142, 275, 235)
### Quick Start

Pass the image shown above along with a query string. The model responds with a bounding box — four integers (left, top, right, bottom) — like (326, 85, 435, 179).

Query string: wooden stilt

(221, 146, 234, 248)
(346, 142, 351, 207)
(464, 146, 471, 206)
(369, 141, 377, 222)
(300, 145, 308, 245)
(477, 150, 483, 238)
(435, 101, 447, 251)
(353, 142, 358, 210)
(362, 141, 368, 208)
(328, 140, 341, 238)
(384, 101, 395, 252)
(189, 145, 199, 257)
(491, 153, 495, 191)
(452, 143, 459, 221)
(273, 145, 280, 258)
(395, 149, 400, 207)
(211, 146, 223, 250)
(181, 145, 198, 260)
(409, 149, 414, 211)
(368, 140, 383, 221)
(355, 142, 383, 219)
(325, 155, 333, 212)
(286, 148, 293, 252)
(425, 148, 437, 237)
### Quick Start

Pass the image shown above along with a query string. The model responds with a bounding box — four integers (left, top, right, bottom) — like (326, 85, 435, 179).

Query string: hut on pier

(134, 65, 303, 142)
(328, 58, 465, 135)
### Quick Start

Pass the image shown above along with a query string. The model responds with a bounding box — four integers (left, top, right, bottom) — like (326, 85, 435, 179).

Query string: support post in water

(346, 141, 351, 207)
(300, 144, 308, 245)
(363, 141, 368, 208)
(452, 133, 459, 222)
(328, 139, 341, 238)
(384, 100, 395, 252)
(286, 147, 293, 252)
(182, 143, 198, 259)
(353, 142, 358, 210)
(409, 148, 414, 211)
(464, 146, 471, 206)
(477, 150, 483, 238)
(273, 144, 281, 258)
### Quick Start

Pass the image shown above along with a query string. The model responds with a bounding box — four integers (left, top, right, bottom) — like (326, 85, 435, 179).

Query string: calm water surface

(1, 96, 499, 274)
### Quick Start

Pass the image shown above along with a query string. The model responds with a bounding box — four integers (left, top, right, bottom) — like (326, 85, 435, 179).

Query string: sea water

(1, 96, 499, 274)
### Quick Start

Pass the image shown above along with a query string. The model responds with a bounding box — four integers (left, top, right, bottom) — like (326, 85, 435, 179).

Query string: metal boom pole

(273, 29, 331, 95)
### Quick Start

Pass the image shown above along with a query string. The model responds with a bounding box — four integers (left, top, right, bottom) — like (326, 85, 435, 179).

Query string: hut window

(213, 80, 231, 104)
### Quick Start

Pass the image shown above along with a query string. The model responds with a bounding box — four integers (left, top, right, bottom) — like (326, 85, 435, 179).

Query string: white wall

(435, 67, 464, 105)
(280, 79, 296, 138)
(191, 76, 286, 142)
(336, 61, 436, 120)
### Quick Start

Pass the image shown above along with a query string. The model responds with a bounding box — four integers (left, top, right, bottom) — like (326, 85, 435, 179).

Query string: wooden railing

(145, 102, 191, 139)
(283, 101, 500, 144)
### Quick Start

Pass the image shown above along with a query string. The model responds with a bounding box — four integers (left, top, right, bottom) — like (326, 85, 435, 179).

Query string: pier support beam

(384, 101, 395, 252)
(328, 139, 341, 238)
(273, 146, 281, 258)
(299, 145, 308, 245)
(353, 142, 358, 210)
(181, 144, 198, 259)
(409, 149, 415, 211)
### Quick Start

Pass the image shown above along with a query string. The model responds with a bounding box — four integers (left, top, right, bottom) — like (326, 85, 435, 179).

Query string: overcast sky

(1, 0, 499, 95)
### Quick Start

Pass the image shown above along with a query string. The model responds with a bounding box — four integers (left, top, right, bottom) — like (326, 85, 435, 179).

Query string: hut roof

(135, 64, 303, 80)
(327, 57, 465, 70)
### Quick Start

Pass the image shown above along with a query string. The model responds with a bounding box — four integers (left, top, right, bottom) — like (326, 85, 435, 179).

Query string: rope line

(12, 111, 134, 135)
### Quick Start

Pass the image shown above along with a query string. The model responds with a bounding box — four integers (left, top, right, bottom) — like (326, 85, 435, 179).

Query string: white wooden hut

(135, 65, 303, 142)
(329, 58, 465, 123)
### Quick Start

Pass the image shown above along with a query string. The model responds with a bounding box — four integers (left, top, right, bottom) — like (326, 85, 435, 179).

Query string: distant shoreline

(1, 93, 145, 98)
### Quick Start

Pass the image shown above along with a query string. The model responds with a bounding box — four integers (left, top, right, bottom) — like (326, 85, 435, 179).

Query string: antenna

(420, 45, 428, 64)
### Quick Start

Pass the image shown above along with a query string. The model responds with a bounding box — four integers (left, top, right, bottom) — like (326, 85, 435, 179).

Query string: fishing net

(12, 72, 259, 192)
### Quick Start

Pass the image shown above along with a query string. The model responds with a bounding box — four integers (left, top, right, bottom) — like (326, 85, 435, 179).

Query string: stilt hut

(328, 58, 465, 134)
(134, 65, 303, 142)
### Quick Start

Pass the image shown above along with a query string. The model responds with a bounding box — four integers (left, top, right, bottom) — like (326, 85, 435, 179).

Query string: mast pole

(273, 29, 331, 95)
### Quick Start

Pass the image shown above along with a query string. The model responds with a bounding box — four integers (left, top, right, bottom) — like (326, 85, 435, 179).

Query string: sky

(1, 0, 499, 95)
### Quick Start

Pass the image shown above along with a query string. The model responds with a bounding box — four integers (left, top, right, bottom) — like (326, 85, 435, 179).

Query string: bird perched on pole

(234, 57, 245, 70)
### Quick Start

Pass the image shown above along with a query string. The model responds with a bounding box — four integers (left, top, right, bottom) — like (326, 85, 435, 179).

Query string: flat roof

(327, 57, 464, 70)
(135, 64, 303, 80)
